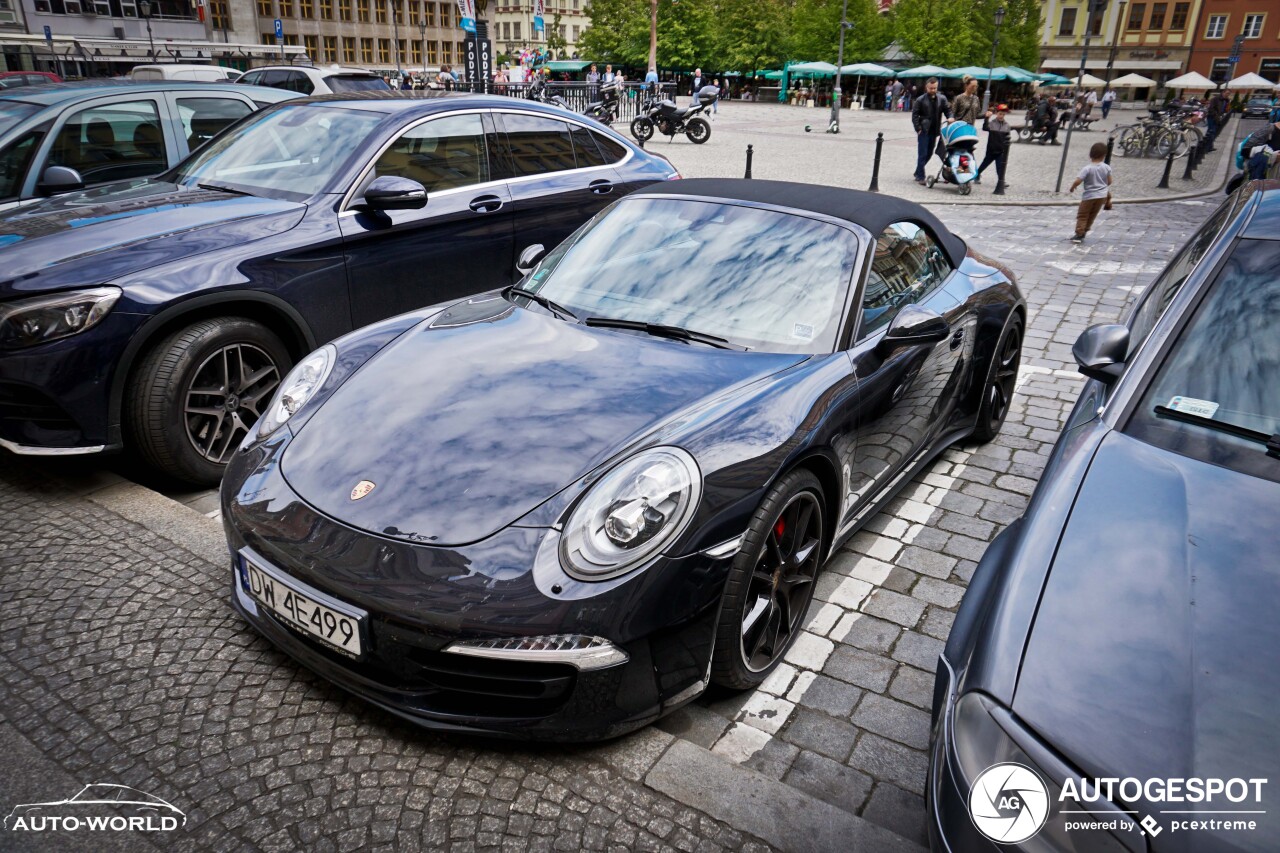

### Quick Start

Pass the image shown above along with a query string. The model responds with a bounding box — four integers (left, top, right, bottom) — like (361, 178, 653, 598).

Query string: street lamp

(391, 0, 403, 78)
(1104, 0, 1127, 87)
(418, 16, 427, 78)
(1055, 0, 1108, 192)
(982, 6, 1006, 114)
(139, 0, 156, 63)
(827, 0, 851, 134)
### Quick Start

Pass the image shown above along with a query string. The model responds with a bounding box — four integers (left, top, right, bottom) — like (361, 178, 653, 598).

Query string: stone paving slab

(649, 100, 1242, 204)
(0, 196, 1221, 851)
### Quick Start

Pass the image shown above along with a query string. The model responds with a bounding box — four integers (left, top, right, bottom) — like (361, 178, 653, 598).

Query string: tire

(1116, 127, 1142, 157)
(711, 469, 825, 690)
(630, 116, 654, 142)
(925, 176, 936, 188)
(1017, 127, 1032, 142)
(127, 317, 291, 486)
(960, 183, 972, 195)
(970, 315, 1023, 443)
(686, 117, 711, 144)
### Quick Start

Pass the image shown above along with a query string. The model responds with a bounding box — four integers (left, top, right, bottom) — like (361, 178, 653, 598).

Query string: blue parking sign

(43, 25, 51, 41)
(274, 18, 283, 40)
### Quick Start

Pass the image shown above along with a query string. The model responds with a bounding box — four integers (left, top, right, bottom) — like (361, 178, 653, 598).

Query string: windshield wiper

(583, 317, 747, 350)
(506, 285, 577, 321)
(196, 181, 254, 196)
(1153, 405, 1280, 459)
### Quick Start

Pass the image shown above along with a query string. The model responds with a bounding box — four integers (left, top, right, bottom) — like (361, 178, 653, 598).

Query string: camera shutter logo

(968, 762, 1050, 843)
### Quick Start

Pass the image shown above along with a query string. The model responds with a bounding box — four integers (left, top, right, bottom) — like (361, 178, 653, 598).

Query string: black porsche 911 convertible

(220, 179, 1025, 740)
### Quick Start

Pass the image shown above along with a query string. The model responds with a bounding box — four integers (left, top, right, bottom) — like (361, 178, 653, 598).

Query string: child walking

(1068, 142, 1113, 243)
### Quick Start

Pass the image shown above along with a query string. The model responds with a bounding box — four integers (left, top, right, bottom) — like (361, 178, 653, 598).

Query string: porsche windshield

(523, 197, 858, 354)
(169, 104, 383, 200)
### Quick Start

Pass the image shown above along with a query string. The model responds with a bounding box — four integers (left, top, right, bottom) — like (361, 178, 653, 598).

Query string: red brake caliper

(774, 518, 786, 539)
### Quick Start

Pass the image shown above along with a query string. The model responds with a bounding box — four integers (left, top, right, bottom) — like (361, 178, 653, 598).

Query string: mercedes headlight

(254, 344, 336, 440)
(560, 447, 702, 581)
(0, 287, 121, 349)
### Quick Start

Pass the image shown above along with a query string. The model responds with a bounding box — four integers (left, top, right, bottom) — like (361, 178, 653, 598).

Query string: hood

(1013, 431, 1280, 848)
(282, 296, 805, 546)
(0, 180, 305, 298)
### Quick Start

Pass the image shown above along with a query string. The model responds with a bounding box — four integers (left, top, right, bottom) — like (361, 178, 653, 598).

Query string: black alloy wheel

(631, 116, 655, 142)
(128, 317, 290, 485)
(711, 469, 825, 690)
(971, 316, 1023, 442)
(686, 118, 711, 144)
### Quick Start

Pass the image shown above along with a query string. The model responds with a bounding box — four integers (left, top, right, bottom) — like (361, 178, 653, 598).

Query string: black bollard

(1194, 136, 1206, 168)
(745, 144, 753, 179)
(1105, 136, 1115, 166)
(868, 132, 884, 192)
(1157, 148, 1174, 189)
(1182, 145, 1196, 180)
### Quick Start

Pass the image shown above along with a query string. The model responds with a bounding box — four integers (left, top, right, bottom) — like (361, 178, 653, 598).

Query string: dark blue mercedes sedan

(0, 92, 675, 483)
(928, 180, 1280, 851)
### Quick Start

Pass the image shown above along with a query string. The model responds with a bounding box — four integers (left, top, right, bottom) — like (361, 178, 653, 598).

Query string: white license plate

(242, 555, 365, 658)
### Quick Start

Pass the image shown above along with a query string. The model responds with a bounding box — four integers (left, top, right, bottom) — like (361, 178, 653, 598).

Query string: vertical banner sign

(196, 0, 206, 23)
(455, 0, 476, 34)
(533, 0, 544, 35)
(464, 22, 492, 93)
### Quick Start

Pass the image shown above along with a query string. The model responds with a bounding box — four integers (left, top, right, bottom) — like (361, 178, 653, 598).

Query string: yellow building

(1038, 0, 1202, 86)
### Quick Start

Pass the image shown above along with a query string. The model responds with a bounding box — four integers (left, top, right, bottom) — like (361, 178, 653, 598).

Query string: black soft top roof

(636, 178, 968, 266)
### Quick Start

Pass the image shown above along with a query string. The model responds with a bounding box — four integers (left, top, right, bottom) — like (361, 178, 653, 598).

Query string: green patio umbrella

(787, 61, 838, 77)
(544, 60, 592, 73)
(995, 66, 1038, 84)
(755, 70, 783, 80)
(950, 66, 1008, 81)
(897, 65, 958, 79)
(839, 62, 896, 78)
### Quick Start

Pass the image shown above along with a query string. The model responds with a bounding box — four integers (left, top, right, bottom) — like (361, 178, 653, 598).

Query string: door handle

(949, 329, 964, 351)
(469, 195, 503, 213)
(588, 180, 614, 195)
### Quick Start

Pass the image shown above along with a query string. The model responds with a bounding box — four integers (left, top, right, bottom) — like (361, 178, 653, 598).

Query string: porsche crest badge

(350, 480, 376, 501)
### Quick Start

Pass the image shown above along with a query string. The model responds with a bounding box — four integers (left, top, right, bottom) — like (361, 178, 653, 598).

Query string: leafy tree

(547, 12, 569, 56)
(579, 0, 649, 65)
(710, 0, 789, 73)
(788, 0, 890, 65)
(654, 0, 714, 68)
(889, 0, 981, 67)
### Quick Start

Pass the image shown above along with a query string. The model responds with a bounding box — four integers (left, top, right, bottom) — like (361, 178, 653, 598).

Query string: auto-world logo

(4, 784, 185, 833)
(969, 762, 1051, 843)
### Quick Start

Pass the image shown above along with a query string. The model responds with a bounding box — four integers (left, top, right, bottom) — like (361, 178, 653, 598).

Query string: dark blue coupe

(0, 92, 674, 483)
(929, 180, 1280, 851)
(221, 179, 1026, 740)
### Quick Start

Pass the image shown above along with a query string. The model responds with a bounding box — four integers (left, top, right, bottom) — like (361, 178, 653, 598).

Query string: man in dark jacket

(1034, 95, 1060, 144)
(1207, 90, 1229, 140)
(912, 77, 951, 183)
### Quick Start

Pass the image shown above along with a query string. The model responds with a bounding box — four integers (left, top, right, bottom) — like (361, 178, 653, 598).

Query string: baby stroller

(926, 121, 980, 195)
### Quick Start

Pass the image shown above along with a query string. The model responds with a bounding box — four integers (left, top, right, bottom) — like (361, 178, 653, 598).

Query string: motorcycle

(527, 75, 570, 110)
(630, 89, 713, 145)
(582, 80, 621, 126)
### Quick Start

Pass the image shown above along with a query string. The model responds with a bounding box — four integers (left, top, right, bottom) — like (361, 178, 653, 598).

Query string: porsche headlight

(254, 344, 336, 440)
(0, 287, 121, 349)
(560, 447, 702, 581)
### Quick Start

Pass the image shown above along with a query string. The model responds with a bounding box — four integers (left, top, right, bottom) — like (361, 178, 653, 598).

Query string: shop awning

(1040, 58, 1183, 71)
(544, 60, 591, 73)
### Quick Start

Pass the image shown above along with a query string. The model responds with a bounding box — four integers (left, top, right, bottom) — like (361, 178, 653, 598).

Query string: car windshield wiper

(506, 285, 577, 321)
(583, 317, 747, 350)
(196, 181, 254, 196)
(1153, 405, 1280, 459)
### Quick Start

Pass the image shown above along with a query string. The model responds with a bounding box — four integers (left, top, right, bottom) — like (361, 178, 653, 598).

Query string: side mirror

(38, 166, 84, 195)
(357, 176, 427, 211)
(1072, 323, 1129, 384)
(516, 243, 546, 275)
(878, 304, 949, 351)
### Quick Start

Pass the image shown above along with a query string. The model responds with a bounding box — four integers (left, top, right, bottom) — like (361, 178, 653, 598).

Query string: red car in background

(0, 71, 63, 90)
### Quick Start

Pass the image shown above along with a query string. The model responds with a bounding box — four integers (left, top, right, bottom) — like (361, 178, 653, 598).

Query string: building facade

(490, 0, 584, 63)
(1037, 0, 1204, 86)
(1186, 0, 1279, 83)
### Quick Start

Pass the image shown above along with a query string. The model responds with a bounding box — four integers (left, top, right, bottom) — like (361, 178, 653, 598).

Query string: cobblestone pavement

(0, 197, 1219, 852)
(649, 100, 1244, 203)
